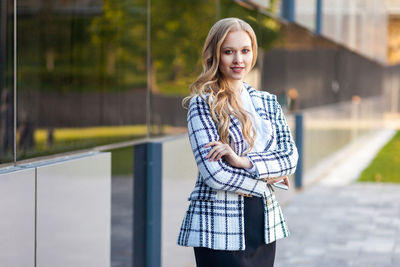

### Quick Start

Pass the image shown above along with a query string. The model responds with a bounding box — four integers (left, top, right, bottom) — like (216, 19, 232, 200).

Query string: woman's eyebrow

(222, 45, 251, 49)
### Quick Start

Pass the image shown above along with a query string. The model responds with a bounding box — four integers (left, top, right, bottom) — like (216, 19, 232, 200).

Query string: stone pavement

(275, 183, 400, 267)
(275, 129, 400, 267)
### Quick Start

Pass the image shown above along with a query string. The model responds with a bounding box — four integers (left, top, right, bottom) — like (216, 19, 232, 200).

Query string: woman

(177, 17, 298, 266)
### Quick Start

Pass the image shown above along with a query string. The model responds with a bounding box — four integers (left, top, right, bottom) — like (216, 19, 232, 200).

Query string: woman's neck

(228, 80, 243, 95)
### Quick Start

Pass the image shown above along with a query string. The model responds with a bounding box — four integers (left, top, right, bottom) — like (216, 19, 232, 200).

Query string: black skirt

(193, 196, 276, 267)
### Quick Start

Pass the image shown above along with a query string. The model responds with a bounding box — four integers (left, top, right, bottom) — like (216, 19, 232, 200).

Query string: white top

(240, 85, 273, 174)
(240, 85, 273, 153)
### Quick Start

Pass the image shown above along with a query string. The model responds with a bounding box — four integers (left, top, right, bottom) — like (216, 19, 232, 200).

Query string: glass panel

(107, 146, 134, 267)
(149, 0, 217, 137)
(0, 168, 35, 267)
(36, 153, 111, 267)
(0, 0, 15, 164)
(17, 0, 147, 161)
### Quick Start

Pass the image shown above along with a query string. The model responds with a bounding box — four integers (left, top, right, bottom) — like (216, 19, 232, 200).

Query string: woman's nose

(233, 52, 243, 63)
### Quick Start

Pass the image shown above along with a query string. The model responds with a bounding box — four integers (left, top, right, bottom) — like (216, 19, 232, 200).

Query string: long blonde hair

(183, 17, 258, 153)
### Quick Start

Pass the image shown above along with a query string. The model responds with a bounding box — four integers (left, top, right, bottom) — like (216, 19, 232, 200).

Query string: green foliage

(18, 2, 147, 93)
(358, 131, 400, 183)
(220, 0, 281, 50)
(150, 0, 216, 89)
(88, 0, 147, 71)
(151, 0, 281, 96)
(17, 0, 281, 95)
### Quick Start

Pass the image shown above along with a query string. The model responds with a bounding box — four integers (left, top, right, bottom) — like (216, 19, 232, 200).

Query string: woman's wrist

(238, 156, 253, 169)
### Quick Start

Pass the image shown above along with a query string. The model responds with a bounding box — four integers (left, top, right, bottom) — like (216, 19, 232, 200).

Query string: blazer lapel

(245, 83, 272, 122)
(244, 83, 276, 152)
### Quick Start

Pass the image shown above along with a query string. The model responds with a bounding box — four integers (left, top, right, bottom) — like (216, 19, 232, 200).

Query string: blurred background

(1, 0, 398, 164)
(1, 0, 400, 266)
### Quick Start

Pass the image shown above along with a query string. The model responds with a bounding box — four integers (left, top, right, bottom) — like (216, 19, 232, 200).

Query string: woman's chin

(227, 73, 245, 81)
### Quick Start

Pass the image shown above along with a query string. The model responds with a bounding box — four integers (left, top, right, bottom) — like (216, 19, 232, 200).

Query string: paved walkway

(275, 129, 400, 267)
(275, 183, 400, 267)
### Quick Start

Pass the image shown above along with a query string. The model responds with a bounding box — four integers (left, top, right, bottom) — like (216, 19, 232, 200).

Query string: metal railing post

(281, 0, 295, 22)
(295, 113, 303, 189)
(133, 142, 162, 267)
(315, 0, 323, 35)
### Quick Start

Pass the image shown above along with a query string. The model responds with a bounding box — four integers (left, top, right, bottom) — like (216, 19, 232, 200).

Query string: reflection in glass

(149, 0, 281, 137)
(0, 0, 14, 164)
(108, 146, 134, 267)
(0, 88, 14, 163)
(17, 0, 147, 161)
(148, 0, 216, 137)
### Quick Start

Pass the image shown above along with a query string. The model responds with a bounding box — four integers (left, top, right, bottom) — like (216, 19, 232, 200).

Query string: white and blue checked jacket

(177, 83, 298, 250)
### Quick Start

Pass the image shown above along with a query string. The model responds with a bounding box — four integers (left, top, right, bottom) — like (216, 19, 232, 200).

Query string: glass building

(2, 0, 396, 166)
(1, 0, 288, 165)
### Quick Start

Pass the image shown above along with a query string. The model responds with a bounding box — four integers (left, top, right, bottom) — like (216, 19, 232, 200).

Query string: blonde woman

(177, 18, 298, 266)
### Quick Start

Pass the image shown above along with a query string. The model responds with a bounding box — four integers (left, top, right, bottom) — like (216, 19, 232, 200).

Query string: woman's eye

(224, 50, 233, 54)
(242, 49, 250, 53)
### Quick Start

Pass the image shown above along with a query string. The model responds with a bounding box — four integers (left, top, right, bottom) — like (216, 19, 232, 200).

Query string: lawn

(14, 124, 168, 161)
(358, 130, 400, 183)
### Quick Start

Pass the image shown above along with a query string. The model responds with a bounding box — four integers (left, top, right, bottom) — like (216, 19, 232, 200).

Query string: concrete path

(275, 129, 400, 267)
(275, 183, 400, 267)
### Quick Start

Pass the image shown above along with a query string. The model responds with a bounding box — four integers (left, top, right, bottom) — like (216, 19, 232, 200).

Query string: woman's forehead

(221, 31, 252, 48)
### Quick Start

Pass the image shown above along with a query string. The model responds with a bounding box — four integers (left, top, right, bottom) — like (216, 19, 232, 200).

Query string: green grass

(358, 130, 400, 183)
(16, 135, 145, 162)
(11, 124, 177, 175)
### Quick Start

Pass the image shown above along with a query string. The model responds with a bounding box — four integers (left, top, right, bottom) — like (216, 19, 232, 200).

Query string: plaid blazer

(177, 83, 298, 250)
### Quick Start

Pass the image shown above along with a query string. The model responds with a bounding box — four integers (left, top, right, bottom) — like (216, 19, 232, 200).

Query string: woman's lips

(231, 66, 245, 73)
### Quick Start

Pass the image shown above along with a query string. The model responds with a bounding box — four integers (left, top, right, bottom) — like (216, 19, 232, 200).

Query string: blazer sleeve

(187, 95, 268, 198)
(246, 95, 299, 179)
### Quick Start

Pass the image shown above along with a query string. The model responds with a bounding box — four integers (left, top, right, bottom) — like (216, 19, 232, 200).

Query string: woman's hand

(263, 176, 290, 189)
(205, 141, 252, 169)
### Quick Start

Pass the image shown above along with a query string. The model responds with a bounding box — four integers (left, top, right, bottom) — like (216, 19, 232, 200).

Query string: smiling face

(219, 30, 253, 88)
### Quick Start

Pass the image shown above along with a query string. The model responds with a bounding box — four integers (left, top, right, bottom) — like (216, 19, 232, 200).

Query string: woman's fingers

(263, 176, 288, 184)
(205, 142, 220, 160)
(207, 147, 225, 161)
(206, 143, 227, 161)
(205, 142, 233, 161)
(283, 176, 290, 188)
(204, 141, 221, 148)
(206, 145, 220, 160)
(204, 141, 241, 165)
